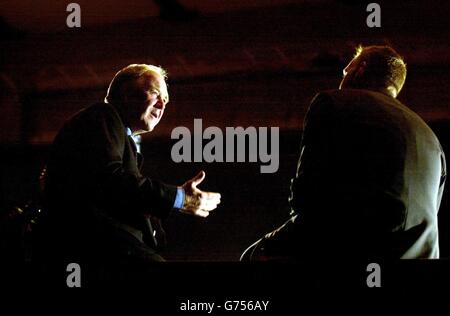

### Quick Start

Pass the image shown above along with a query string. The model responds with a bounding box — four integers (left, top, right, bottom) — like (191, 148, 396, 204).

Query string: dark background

(1, 0, 449, 261)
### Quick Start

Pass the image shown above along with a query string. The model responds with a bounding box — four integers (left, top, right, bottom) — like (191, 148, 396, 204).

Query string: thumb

(191, 170, 206, 187)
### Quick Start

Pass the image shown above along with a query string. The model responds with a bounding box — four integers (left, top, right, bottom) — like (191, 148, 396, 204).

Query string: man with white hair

(36, 64, 221, 264)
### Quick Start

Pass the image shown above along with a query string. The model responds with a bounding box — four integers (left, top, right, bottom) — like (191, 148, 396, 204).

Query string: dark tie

(128, 135, 144, 168)
(127, 134, 160, 249)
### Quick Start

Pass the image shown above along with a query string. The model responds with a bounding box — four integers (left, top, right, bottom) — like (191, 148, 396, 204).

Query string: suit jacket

(41, 102, 177, 261)
(290, 89, 446, 259)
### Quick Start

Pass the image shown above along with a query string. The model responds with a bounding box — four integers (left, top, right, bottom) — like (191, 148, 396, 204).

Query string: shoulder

(315, 90, 442, 147)
(76, 102, 122, 121)
(313, 89, 392, 105)
(308, 89, 360, 111)
(311, 89, 411, 116)
(56, 103, 126, 141)
(310, 90, 337, 105)
(306, 90, 341, 118)
(68, 103, 124, 129)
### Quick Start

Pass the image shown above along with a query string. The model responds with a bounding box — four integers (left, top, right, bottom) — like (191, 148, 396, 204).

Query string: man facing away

(242, 45, 446, 261)
(35, 64, 221, 265)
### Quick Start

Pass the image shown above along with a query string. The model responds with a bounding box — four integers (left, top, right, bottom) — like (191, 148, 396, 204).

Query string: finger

(198, 197, 220, 209)
(199, 199, 220, 211)
(200, 191, 221, 200)
(179, 208, 209, 218)
(194, 209, 210, 218)
(191, 170, 206, 187)
(200, 204, 218, 212)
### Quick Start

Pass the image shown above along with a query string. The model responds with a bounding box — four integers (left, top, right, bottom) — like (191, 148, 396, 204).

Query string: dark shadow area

(1, 2, 449, 296)
(2, 124, 450, 262)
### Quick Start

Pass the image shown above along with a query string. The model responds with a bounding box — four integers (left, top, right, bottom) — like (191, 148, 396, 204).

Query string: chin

(146, 123, 158, 132)
(149, 120, 161, 131)
(141, 120, 155, 132)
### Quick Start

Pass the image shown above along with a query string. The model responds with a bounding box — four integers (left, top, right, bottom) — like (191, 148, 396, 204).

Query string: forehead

(138, 72, 167, 92)
(343, 56, 361, 72)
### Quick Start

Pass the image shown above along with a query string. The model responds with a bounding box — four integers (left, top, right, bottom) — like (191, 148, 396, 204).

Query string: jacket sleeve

(289, 92, 337, 217)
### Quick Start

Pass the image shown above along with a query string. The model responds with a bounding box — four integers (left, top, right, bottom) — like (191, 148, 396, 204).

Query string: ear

(386, 86, 398, 98)
(355, 61, 367, 77)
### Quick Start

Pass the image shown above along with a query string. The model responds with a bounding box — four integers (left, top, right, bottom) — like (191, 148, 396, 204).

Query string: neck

(109, 101, 143, 134)
(109, 101, 129, 125)
(341, 85, 397, 98)
(132, 130, 150, 137)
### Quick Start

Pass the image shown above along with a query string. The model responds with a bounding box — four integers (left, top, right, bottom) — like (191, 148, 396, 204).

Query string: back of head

(105, 64, 167, 105)
(342, 45, 407, 98)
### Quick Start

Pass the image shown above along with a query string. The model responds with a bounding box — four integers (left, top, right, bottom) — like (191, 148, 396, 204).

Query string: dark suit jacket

(290, 89, 446, 259)
(40, 102, 177, 262)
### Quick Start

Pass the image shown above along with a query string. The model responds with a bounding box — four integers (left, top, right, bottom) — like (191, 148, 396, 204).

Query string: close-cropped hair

(353, 45, 407, 93)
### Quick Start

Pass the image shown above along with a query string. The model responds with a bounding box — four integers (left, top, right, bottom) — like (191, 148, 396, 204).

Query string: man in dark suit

(242, 45, 446, 260)
(35, 64, 221, 265)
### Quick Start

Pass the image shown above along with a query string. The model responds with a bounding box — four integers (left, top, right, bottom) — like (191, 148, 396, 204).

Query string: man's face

(339, 57, 362, 90)
(128, 73, 169, 134)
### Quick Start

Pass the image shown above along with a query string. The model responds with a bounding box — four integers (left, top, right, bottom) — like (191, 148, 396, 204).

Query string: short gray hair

(105, 64, 167, 104)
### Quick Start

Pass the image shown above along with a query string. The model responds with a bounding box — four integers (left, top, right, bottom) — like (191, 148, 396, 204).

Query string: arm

(85, 107, 177, 219)
(245, 93, 336, 261)
(87, 106, 220, 219)
(289, 92, 336, 217)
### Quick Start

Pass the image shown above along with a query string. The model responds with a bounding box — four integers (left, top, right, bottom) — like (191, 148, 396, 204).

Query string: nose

(155, 95, 165, 109)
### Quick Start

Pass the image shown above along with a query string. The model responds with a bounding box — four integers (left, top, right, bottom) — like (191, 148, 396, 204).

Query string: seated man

(242, 45, 446, 261)
(35, 64, 221, 265)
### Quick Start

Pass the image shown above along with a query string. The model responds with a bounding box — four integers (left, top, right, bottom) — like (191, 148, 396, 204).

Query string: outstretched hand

(180, 171, 221, 218)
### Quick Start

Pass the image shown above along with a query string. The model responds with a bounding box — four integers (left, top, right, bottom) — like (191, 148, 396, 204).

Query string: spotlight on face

(128, 73, 169, 135)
